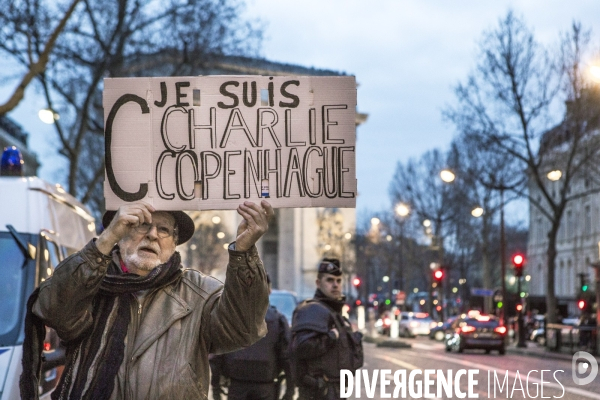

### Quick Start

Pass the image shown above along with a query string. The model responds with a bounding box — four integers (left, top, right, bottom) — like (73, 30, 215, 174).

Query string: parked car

(398, 312, 437, 337)
(269, 289, 298, 325)
(529, 315, 546, 345)
(445, 314, 506, 355)
(429, 315, 458, 341)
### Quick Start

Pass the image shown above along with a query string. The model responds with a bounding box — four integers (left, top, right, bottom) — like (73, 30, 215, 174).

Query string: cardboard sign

(103, 76, 357, 210)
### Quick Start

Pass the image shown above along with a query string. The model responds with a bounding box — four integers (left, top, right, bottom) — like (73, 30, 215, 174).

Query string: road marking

(374, 354, 420, 371)
(400, 349, 600, 399)
(411, 342, 445, 351)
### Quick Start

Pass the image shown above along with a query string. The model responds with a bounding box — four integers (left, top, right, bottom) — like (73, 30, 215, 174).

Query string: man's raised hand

(235, 200, 274, 252)
(96, 201, 156, 255)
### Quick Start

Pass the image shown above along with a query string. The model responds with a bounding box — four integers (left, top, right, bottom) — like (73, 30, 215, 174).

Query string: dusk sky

(4, 1, 600, 222)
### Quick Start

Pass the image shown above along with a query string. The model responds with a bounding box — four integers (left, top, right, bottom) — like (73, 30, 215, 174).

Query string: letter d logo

(572, 351, 598, 385)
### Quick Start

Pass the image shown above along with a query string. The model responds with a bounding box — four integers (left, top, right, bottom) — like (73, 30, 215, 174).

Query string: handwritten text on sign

(103, 76, 357, 210)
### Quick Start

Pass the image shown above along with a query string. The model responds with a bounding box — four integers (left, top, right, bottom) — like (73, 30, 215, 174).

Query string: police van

(0, 148, 96, 399)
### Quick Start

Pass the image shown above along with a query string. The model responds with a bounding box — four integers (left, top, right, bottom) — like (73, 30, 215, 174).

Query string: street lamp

(440, 169, 455, 183)
(394, 202, 410, 304)
(371, 217, 380, 227)
(38, 108, 60, 124)
(395, 202, 410, 217)
(471, 206, 484, 218)
(547, 170, 562, 181)
(589, 64, 600, 83)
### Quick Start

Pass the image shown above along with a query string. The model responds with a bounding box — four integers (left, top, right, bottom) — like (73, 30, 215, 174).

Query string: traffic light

(433, 269, 444, 282)
(579, 273, 588, 292)
(512, 253, 525, 277)
(352, 277, 361, 288)
(578, 300, 586, 310)
(516, 304, 523, 312)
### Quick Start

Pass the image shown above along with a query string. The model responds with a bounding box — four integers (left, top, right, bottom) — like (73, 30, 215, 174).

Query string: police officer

(210, 275, 294, 400)
(290, 258, 363, 400)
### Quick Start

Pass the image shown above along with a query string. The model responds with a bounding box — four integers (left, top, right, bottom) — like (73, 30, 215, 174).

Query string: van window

(0, 232, 28, 339)
(39, 233, 62, 282)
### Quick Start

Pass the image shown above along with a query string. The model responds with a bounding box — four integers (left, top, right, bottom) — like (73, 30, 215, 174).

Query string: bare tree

(389, 149, 458, 263)
(0, 0, 81, 115)
(444, 11, 600, 323)
(0, 0, 263, 218)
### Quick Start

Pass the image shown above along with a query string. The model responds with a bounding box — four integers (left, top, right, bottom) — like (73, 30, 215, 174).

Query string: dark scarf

(20, 251, 182, 400)
(313, 288, 346, 313)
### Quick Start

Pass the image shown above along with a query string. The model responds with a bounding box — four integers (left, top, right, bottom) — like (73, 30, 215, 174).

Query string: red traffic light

(352, 278, 361, 287)
(516, 304, 523, 312)
(578, 300, 586, 310)
(355, 299, 362, 306)
(512, 254, 525, 277)
(512, 254, 525, 267)
(433, 270, 444, 281)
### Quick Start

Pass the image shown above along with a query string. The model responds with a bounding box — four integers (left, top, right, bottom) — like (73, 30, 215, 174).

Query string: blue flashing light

(1, 146, 24, 176)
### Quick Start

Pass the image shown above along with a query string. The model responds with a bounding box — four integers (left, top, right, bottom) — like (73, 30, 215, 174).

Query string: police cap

(318, 258, 342, 276)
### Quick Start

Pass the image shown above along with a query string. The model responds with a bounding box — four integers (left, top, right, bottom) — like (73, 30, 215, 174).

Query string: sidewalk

(506, 340, 600, 362)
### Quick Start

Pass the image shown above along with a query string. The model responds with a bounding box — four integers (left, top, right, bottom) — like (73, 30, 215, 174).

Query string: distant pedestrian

(290, 258, 363, 400)
(210, 275, 294, 400)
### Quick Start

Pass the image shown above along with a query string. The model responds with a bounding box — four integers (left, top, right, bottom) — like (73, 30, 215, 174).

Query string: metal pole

(517, 277, 526, 347)
(595, 265, 600, 355)
(500, 188, 507, 327)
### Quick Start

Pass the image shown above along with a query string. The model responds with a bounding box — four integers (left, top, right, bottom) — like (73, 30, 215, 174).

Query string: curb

(363, 335, 412, 348)
(506, 346, 600, 363)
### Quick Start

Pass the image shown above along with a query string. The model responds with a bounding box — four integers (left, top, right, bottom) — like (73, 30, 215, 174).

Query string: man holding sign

(21, 199, 273, 400)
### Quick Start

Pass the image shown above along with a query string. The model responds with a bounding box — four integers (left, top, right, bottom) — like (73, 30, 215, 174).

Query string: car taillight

(461, 326, 476, 333)
(43, 342, 52, 351)
(494, 326, 507, 335)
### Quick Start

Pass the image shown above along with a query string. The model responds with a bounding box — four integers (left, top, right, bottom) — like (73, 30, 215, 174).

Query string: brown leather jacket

(32, 240, 269, 399)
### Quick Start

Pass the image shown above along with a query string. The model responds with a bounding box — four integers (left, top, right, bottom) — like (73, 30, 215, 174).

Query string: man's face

(119, 212, 177, 276)
(316, 273, 343, 300)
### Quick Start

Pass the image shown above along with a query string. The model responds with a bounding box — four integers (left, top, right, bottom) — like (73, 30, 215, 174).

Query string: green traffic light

(385, 299, 391, 305)
(497, 301, 503, 309)
(582, 285, 588, 292)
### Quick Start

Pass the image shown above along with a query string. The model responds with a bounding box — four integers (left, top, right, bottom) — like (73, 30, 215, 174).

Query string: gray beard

(123, 252, 161, 273)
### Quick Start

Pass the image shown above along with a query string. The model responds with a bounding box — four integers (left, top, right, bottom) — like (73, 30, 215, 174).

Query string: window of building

(585, 205, 591, 235)
(567, 259, 572, 296)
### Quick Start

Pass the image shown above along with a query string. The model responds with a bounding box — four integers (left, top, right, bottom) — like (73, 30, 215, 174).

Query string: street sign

(395, 291, 406, 305)
(471, 288, 495, 296)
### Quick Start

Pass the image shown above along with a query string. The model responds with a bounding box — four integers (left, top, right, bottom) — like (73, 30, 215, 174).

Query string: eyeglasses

(134, 222, 177, 239)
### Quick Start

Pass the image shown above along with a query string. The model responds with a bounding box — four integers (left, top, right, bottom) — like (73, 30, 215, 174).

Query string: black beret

(318, 258, 342, 276)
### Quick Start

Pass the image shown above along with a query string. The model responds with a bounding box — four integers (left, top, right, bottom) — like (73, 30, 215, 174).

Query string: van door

(36, 233, 66, 397)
